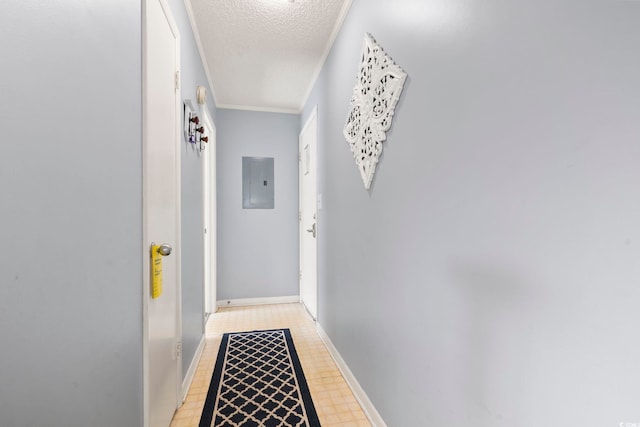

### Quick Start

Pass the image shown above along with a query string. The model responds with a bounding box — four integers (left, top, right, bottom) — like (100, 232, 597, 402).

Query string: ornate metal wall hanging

(343, 33, 407, 190)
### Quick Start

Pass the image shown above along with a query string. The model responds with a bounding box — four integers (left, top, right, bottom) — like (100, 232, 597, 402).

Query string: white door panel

(300, 108, 318, 320)
(144, 0, 181, 426)
(202, 112, 217, 316)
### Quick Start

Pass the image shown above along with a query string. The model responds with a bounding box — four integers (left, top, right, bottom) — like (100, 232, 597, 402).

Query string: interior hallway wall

(217, 109, 300, 301)
(0, 1, 143, 426)
(303, 1, 640, 425)
(166, 0, 218, 379)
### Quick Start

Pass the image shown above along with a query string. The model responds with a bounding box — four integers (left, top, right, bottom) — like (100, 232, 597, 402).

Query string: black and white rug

(199, 329, 321, 427)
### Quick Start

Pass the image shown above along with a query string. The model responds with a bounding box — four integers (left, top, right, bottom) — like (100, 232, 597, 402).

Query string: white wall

(0, 1, 143, 426)
(217, 109, 300, 301)
(303, 1, 640, 425)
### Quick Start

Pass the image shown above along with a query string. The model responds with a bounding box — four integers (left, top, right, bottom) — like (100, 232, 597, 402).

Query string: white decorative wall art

(343, 33, 407, 190)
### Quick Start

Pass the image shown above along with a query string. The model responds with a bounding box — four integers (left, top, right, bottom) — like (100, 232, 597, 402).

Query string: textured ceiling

(188, 0, 350, 113)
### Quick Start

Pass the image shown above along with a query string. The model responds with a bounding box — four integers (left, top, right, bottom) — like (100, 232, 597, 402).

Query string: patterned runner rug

(199, 329, 321, 427)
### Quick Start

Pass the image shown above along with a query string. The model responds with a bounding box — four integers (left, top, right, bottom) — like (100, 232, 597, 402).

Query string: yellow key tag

(151, 245, 163, 299)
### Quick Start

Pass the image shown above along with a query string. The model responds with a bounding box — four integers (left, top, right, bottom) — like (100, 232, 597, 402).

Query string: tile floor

(170, 303, 371, 427)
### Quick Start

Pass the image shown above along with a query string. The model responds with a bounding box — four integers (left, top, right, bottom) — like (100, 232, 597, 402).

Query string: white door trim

(142, 0, 182, 425)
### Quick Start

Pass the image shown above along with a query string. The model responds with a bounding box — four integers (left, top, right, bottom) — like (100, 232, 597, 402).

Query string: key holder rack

(183, 99, 198, 144)
(183, 99, 209, 153)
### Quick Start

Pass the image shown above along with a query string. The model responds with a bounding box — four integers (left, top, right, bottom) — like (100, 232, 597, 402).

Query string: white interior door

(143, 0, 181, 426)
(299, 107, 318, 320)
(202, 111, 217, 316)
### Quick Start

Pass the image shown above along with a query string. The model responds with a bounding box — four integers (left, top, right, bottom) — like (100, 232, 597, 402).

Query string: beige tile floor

(170, 303, 371, 427)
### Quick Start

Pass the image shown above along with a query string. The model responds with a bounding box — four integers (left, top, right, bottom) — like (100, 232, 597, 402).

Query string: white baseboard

(181, 334, 206, 403)
(216, 295, 299, 308)
(316, 324, 387, 427)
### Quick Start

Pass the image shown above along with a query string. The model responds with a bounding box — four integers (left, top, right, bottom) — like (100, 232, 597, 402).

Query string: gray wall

(166, 0, 217, 379)
(217, 109, 299, 301)
(0, 1, 143, 426)
(303, 1, 640, 426)
(0, 0, 216, 424)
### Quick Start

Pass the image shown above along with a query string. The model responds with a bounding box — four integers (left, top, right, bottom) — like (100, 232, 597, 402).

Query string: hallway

(3, 1, 640, 426)
(170, 304, 370, 427)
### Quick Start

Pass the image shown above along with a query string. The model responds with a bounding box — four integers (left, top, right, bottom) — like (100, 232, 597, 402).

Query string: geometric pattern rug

(199, 329, 321, 427)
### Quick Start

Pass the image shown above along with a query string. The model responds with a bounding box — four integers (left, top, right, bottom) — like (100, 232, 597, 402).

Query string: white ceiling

(186, 0, 351, 114)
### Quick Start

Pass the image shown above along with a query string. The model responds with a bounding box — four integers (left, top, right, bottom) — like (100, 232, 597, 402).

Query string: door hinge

(298, 211, 302, 221)
(175, 341, 182, 359)
(299, 271, 302, 281)
(204, 227, 207, 234)
(175, 70, 180, 91)
(298, 152, 301, 162)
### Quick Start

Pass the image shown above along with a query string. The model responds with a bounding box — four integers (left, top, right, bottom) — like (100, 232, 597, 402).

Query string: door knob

(156, 244, 172, 256)
(306, 223, 316, 238)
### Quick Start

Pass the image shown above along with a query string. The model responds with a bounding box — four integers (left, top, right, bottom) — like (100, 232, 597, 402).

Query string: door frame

(142, 0, 182, 425)
(202, 109, 217, 317)
(299, 106, 318, 319)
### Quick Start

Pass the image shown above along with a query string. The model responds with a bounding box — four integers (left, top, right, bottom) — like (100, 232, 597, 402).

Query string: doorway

(143, 0, 181, 426)
(299, 107, 318, 320)
(202, 110, 217, 318)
